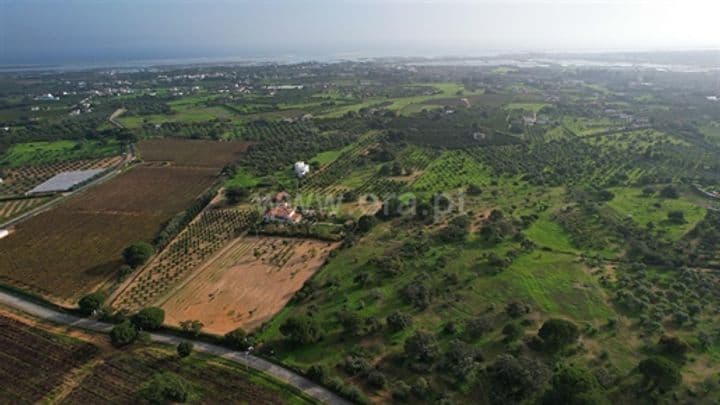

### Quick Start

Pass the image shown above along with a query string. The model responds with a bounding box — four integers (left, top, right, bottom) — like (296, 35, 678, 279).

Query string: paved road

(0, 290, 349, 405)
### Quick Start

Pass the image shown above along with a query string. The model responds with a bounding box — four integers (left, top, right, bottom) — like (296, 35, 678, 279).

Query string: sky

(1, 0, 719, 65)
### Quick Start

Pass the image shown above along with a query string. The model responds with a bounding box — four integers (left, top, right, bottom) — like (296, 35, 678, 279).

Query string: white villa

(294, 161, 310, 178)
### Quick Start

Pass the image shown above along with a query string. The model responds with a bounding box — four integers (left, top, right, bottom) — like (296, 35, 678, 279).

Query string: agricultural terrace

(0, 311, 315, 405)
(0, 166, 217, 304)
(137, 139, 249, 169)
(161, 236, 339, 334)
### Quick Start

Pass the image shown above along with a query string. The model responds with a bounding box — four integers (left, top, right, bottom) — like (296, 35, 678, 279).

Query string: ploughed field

(137, 138, 250, 168)
(0, 312, 314, 404)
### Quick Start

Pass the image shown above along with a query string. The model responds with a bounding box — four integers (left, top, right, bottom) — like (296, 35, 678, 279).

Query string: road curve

(0, 290, 350, 405)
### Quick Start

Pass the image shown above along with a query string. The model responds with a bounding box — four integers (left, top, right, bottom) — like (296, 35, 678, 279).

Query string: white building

(0, 230, 9, 240)
(294, 161, 310, 178)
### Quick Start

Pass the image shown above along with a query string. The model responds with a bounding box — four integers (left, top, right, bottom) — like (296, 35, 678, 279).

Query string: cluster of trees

(110, 307, 165, 347)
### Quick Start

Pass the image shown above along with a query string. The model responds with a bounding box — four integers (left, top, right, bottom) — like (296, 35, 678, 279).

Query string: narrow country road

(0, 290, 350, 405)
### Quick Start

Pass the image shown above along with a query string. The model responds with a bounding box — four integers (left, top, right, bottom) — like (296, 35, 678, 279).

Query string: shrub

(177, 342, 193, 358)
(139, 372, 191, 403)
(279, 316, 323, 345)
(225, 327, 251, 350)
(502, 323, 523, 342)
(404, 331, 439, 364)
(541, 364, 608, 405)
(387, 311, 413, 332)
(367, 371, 387, 389)
(638, 356, 681, 389)
(110, 320, 138, 347)
(392, 381, 412, 401)
(78, 291, 106, 316)
(131, 307, 165, 331)
(306, 364, 328, 382)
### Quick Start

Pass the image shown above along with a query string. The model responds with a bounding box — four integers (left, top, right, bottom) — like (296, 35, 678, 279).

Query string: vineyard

(0, 313, 312, 404)
(0, 197, 50, 222)
(162, 236, 338, 334)
(113, 208, 259, 312)
(0, 315, 99, 404)
(61, 346, 312, 404)
(0, 156, 122, 198)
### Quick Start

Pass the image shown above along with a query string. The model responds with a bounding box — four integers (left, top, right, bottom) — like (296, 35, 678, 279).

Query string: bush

(541, 364, 608, 405)
(659, 185, 679, 199)
(177, 342, 193, 358)
(387, 311, 413, 332)
(78, 291, 106, 315)
(638, 356, 681, 389)
(122, 241, 154, 268)
(667, 210, 685, 224)
(110, 320, 138, 347)
(225, 186, 249, 204)
(502, 323, 523, 342)
(131, 307, 165, 331)
(404, 331, 439, 364)
(225, 327, 252, 350)
(306, 364, 328, 383)
(367, 371, 387, 389)
(139, 372, 191, 403)
(279, 316, 323, 345)
(392, 381, 412, 401)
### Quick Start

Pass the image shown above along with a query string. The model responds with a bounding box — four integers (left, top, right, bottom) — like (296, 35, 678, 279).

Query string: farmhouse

(294, 161, 310, 178)
(264, 203, 301, 223)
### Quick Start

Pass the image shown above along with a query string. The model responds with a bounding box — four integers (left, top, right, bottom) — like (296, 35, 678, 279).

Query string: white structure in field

(0, 230, 9, 240)
(294, 161, 310, 178)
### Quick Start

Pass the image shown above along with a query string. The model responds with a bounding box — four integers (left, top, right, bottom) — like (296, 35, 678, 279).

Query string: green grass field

(606, 187, 706, 240)
(0, 140, 122, 167)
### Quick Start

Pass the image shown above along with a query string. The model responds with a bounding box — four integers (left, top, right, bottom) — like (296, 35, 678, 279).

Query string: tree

(78, 291, 106, 315)
(279, 316, 323, 345)
(177, 342, 193, 358)
(225, 186, 249, 204)
(659, 185, 679, 199)
(110, 320, 138, 347)
(638, 357, 681, 390)
(404, 331, 439, 364)
(225, 327, 251, 350)
(357, 215, 376, 233)
(502, 323, 523, 342)
(486, 354, 549, 404)
(542, 365, 609, 405)
(387, 311, 413, 332)
(440, 340, 482, 382)
(139, 372, 191, 403)
(538, 318, 580, 350)
(131, 307, 165, 331)
(667, 210, 685, 224)
(122, 241, 154, 268)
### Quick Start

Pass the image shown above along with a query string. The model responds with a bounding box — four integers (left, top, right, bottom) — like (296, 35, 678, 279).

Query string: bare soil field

(138, 139, 250, 169)
(0, 165, 217, 304)
(162, 236, 338, 334)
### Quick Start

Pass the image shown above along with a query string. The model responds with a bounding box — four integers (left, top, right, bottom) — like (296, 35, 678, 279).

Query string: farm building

(272, 191, 291, 203)
(27, 169, 103, 195)
(264, 204, 301, 223)
(294, 161, 310, 178)
(0, 229, 9, 240)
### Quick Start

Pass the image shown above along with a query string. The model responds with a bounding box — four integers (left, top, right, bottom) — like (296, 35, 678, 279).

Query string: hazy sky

(1, 0, 719, 65)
